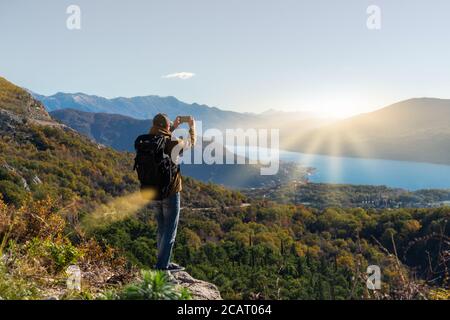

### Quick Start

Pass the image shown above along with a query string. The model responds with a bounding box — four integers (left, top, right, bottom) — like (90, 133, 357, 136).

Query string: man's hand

(172, 116, 195, 130)
(188, 117, 196, 146)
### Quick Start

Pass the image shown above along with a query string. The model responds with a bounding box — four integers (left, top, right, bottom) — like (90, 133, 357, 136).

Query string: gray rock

(173, 271, 222, 300)
(31, 175, 42, 185)
(21, 177, 30, 191)
(1, 163, 16, 173)
(1, 163, 30, 191)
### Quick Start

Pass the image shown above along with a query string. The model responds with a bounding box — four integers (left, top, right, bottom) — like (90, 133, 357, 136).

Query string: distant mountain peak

(31, 91, 267, 128)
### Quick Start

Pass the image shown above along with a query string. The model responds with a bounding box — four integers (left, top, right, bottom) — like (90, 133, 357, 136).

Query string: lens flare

(81, 189, 156, 231)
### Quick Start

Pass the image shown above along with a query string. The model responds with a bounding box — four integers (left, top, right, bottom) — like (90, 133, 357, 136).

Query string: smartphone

(178, 116, 192, 123)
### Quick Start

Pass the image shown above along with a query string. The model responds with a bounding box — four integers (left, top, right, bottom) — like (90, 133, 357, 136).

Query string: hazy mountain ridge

(32, 91, 256, 130)
(48, 95, 450, 166)
(292, 98, 450, 165)
(32, 91, 332, 133)
(50, 108, 150, 151)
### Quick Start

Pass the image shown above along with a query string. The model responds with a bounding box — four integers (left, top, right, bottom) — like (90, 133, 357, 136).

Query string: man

(148, 113, 196, 272)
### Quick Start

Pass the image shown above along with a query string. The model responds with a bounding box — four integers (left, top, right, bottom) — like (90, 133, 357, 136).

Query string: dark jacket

(149, 125, 196, 195)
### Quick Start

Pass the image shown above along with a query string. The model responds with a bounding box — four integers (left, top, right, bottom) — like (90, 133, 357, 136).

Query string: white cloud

(162, 72, 196, 80)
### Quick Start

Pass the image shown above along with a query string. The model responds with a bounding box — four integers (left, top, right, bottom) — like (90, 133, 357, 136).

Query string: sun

(305, 95, 371, 119)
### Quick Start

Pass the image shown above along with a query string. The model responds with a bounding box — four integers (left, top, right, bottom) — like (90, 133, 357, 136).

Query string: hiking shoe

(154, 263, 185, 272)
(167, 262, 185, 272)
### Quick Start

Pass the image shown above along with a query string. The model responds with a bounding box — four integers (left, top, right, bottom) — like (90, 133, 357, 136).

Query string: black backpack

(133, 134, 178, 200)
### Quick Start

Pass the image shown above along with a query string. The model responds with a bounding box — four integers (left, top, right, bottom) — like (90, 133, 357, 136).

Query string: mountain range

(43, 90, 450, 166)
(32, 91, 327, 132)
(26, 81, 450, 169)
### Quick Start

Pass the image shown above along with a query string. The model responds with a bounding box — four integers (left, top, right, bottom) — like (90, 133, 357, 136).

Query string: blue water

(231, 146, 450, 191)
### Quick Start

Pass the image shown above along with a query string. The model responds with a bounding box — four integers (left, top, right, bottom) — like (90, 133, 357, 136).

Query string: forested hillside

(96, 200, 449, 299)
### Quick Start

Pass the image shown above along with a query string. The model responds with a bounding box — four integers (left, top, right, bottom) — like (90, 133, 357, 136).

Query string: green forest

(95, 201, 449, 299)
(246, 183, 450, 209)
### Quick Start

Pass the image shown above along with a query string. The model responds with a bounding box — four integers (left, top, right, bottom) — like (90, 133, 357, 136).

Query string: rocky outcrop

(1, 160, 42, 192)
(1, 162, 29, 191)
(0, 77, 74, 133)
(173, 271, 222, 300)
(0, 102, 68, 137)
(0, 77, 52, 122)
(25, 95, 52, 122)
(31, 175, 42, 185)
(35, 270, 222, 301)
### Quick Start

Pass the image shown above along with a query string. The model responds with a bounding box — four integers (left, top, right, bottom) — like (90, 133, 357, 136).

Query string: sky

(1, 0, 450, 117)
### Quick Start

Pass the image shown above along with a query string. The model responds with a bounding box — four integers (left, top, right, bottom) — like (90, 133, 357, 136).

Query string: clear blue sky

(1, 0, 450, 116)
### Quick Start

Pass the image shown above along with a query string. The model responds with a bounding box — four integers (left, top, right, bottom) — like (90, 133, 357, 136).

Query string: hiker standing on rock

(134, 113, 196, 272)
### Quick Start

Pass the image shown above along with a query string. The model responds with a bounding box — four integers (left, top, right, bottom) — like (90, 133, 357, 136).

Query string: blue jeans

(154, 192, 180, 270)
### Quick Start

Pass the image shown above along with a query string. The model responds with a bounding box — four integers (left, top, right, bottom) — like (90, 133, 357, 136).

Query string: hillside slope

(1, 77, 246, 208)
(292, 98, 450, 165)
(1, 77, 51, 122)
(50, 108, 150, 151)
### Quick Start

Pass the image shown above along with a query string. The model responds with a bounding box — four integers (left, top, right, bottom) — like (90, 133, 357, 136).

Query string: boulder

(173, 271, 222, 300)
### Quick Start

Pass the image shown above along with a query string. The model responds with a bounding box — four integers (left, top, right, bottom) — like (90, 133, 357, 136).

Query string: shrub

(0, 180, 27, 206)
(0, 262, 40, 300)
(119, 270, 191, 300)
(26, 238, 81, 273)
